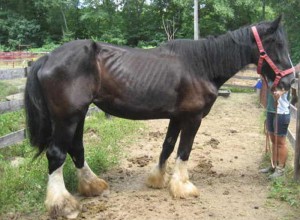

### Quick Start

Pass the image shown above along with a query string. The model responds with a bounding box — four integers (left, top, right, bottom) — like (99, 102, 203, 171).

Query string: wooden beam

(0, 100, 24, 113)
(0, 129, 26, 149)
(0, 68, 26, 80)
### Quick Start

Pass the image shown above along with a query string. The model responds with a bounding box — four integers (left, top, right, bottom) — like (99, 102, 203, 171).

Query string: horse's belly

(93, 96, 176, 120)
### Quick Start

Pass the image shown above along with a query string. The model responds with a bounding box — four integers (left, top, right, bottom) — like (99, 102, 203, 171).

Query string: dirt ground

(69, 92, 296, 220)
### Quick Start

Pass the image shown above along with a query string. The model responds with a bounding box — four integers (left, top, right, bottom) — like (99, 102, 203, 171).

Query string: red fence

(0, 52, 46, 68)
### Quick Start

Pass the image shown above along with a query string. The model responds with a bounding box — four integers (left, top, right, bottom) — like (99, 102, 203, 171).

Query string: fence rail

(0, 99, 24, 113)
(0, 67, 29, 80)
(0, 129, 26, 149)
(287, 104, 298, 149)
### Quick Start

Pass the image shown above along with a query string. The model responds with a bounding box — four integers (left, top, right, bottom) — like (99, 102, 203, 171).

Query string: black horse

(24, 16, 295, 218)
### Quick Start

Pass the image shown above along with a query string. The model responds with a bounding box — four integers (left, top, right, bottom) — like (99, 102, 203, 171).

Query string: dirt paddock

(71, 92, 297, 220)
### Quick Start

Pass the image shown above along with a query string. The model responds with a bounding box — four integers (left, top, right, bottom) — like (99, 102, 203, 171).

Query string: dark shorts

(266, 112, 290, 136)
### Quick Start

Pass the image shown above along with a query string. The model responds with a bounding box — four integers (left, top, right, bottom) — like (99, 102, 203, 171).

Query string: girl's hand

(273, 90, 285, 100)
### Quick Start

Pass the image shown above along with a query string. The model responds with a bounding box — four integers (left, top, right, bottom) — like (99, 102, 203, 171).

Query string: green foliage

(29, 41, 60, 52)
(260, 146, 300, 209)
(0, 14, 41, 50)
(0, 81, 19, 101)
(269, 169, 300, 208)
(0, 111, 142, 216)
(0, 110, 25, 136)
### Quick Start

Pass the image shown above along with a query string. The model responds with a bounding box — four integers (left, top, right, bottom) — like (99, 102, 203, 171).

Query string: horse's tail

(24, 55, 52, 157)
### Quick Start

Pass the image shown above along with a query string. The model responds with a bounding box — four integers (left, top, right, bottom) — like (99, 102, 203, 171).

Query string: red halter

(251, 26, 294, 89)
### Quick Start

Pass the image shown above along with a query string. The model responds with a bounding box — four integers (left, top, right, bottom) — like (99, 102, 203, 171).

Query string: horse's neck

(204, 34, 252, 88)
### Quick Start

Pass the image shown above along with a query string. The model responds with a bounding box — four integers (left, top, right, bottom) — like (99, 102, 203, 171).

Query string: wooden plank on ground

(0, 129, 26, 149)
(0, 100, 24, 113)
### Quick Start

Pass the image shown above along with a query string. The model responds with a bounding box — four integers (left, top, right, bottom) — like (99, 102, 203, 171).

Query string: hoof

(169, 178, 200, 199)
(146, 165, 169, 189)
(79, 177, 109, 197)
(45, 192, 80, 219)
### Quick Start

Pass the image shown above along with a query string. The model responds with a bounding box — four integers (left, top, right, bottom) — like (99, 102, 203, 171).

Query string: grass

(0, 111, 143, 216)
(259, 132, 300, 208)
(0, 81, 20, 101)
(221, 86, 255, 93)
(268, 166, 300, 208)
(0, 110, 25, 136)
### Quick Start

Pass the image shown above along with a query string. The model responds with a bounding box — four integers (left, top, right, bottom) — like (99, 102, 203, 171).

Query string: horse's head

(251, 15, 295, 91)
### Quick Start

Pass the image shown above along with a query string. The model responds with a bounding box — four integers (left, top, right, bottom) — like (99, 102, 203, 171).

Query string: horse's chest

(177, 81, 218, 113)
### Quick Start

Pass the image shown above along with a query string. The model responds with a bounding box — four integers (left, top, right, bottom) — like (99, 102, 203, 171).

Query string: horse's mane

(159, 26, 253, 80)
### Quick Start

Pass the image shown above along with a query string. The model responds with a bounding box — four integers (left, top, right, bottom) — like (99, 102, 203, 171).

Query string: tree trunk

(262, 0, 266, 20)
(194, 0, 199, 40)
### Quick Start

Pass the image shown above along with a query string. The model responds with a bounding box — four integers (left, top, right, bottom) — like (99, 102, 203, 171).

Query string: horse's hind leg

(45, 120, 80, 219)
(68, 118, 109, 197)
(169, 116, 201, 198)
(146, 118, 180, 188)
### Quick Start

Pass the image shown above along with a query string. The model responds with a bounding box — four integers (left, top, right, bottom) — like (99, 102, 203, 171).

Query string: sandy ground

(72, 92, 297, 220)
(3, 90, 298, 220)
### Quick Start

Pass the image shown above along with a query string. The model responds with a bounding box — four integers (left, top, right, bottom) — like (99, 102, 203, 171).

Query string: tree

(194, 0, 199, 40)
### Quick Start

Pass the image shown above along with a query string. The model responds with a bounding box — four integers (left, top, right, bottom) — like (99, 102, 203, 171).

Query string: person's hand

(272, 90, 285, 100)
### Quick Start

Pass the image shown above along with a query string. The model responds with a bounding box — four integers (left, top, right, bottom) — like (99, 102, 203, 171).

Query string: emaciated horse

(24, 16, 295, 218)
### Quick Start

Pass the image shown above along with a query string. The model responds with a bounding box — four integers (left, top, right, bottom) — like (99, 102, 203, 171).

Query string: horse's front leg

(146, 118, 180, 188)
(169, 116, 201, 198)
(45, 122, 80, 219)
(69, 118, 109, 197)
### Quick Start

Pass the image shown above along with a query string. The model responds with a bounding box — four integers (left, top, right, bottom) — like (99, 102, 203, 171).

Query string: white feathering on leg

(169, 158, 199, 198)
(45, 164, 80, 219)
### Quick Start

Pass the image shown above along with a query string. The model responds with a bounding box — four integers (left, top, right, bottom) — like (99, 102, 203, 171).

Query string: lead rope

(273, 100, 279, 169)
(264, 119, 270, 153)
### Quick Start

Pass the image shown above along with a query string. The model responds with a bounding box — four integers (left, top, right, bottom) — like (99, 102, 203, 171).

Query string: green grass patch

(0, 111, 143, 216)
(0, 110, 25, 136)
(0, 81, 19, 101)
(260, 146, 300, 208)
(222, 86, 255, 93)
(0, 78, 26, 101)
(268, 167, 300, 207)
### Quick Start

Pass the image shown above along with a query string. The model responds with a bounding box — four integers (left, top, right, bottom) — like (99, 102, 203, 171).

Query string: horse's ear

(267, 15, 282, 33)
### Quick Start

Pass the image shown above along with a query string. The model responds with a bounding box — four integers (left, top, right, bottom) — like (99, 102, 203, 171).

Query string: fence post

(294, 73, 300, 181)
